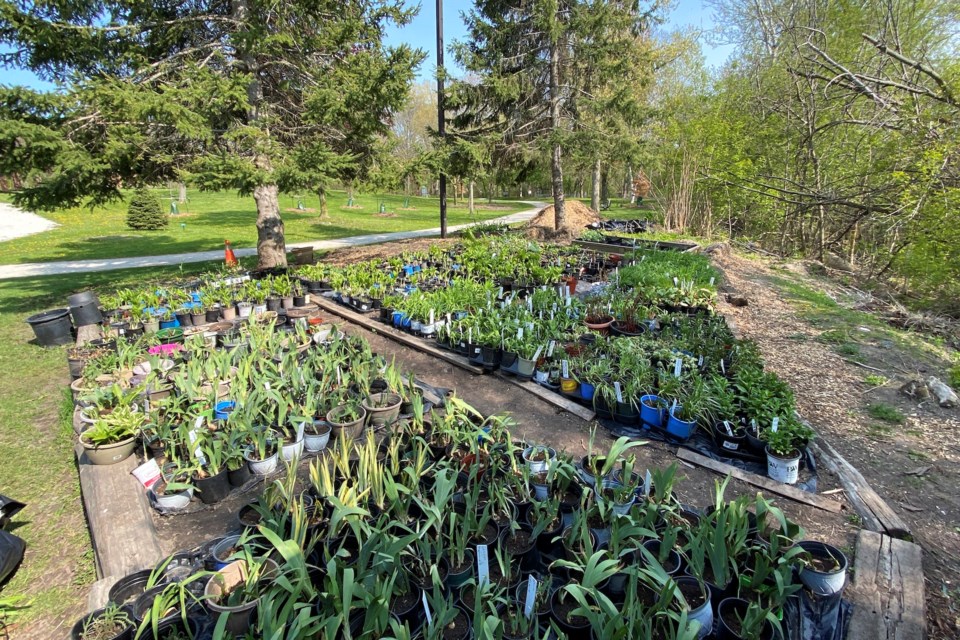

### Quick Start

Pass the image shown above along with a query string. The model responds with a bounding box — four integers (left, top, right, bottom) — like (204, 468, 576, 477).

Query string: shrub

(126, 187, 168, 230)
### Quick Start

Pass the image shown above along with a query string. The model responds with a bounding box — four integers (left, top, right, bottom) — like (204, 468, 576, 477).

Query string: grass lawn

(0, 190, 531, 265)
(0, 258, 258, 637)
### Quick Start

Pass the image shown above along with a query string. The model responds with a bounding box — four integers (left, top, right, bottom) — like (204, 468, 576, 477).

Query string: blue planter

(159, 317, 180, 329)
(580, 382, 596, 401)
(392, 311, 407, 328)
(215, 401, 236, 421)
(640, 395, 667, 430)
(666, 406, 697, 441)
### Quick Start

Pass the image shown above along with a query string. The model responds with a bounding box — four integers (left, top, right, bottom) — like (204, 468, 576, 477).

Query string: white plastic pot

(280, 437, 304, 462)
(797, 540, 848, 596)
(766, 447, 801, 484)
(244, 450, 278, 476)
(522, 446, 556, 474)
(304, 422, 331, 452)
(237, 302, 253, 318)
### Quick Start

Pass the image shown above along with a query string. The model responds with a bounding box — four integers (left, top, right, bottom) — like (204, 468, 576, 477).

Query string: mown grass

(0, 190, 530, 265)
(0, 258, 256, 634)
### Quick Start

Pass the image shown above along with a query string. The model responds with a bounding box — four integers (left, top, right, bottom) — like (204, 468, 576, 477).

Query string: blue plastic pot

(215, 401, 236, 421)
(579, 382, 596, 401)
(666, 406, 697, 441)
(159, 317, 180, 329)
(392, 311, 407, 328)
(640, 395, 668, 430)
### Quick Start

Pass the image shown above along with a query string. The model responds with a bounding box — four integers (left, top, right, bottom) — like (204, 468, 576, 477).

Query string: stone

(899, 379, 929, 400)
(926, 376, 959, 408)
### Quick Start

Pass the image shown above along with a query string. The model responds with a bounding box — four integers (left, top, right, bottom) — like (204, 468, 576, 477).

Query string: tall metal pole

(436, 0, 447, 238)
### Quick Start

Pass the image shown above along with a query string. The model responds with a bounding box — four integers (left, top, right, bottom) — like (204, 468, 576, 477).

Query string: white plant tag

(524, 576, 538, 619)
(674, 358, 683, 378)
(673, 277, 679, 286)
(671, 398, 678, 412)
(698, 355, 704, 367)
(517, 327, 524, 339)
(296, 421, 305, 442)
(532, 346, 543, 362)
(614, 382, 624, 404)
(644, 470, 652, 497)
(710, 277, 715, 285)
(498, 287, 503, 298)
(547, 341, 556, 357)
(562, 360, 569, 378)
(771, 417, 780, 433)
(468, 328, 472, 343)
(429, 309, 434, 325)
(723, 420, 734, 436)
(447, 313, 452, 325)
(422, 591, 433, 625)
(477, 544, 490, 587)
(336, 366, 342, 386)
(721, 358, 726, 374)
(264, 380, 271, 391)
(565, 296, 571, 307)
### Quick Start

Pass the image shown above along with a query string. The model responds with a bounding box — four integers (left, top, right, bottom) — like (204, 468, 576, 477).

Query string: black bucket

(69, 303, 102, 327)
(26, 309, 74, 346)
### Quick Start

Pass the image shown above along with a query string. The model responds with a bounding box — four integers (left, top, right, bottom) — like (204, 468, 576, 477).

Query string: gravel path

(0, 203, 58, 242)
(0, 202, 546, 279)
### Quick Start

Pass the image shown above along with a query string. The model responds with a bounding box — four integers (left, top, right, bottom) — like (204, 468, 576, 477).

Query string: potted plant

(79, 405, 143, 465)
(194, 432, 232, 505)
(796, 540, 848, 596)
(326, 400, 367, 440)
(70, 603, 132, 640)
(243, 426, 279, 476)
(764, 419, 812, 485)
(203, 552, 278, 636)
(716, 598, 779, 640)
(521, 444, 556, 475)
(150, 464, 194, 511)
(362, 390, 403, 427)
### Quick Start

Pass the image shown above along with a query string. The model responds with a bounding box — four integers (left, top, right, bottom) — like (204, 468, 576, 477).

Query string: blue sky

(2, 0, 732, 91)
(386, 0, 735, 80)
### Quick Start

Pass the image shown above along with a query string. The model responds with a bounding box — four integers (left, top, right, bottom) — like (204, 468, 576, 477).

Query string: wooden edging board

(313, 298, 596, 421)
(809, 439, 912, 539)
(675, 449, 843, 513)
(846, 529, 925, 640)
(573, 239, 700, 255)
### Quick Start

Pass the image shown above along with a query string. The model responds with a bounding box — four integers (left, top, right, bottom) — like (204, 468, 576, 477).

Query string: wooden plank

(493, 372, 596, 421)
(846, 529, 926, 640)
(315, 298, 597, 421)
(675, 449, 843, 513)
(313, 298, 484, 375)
(809, 439, 911, 538)
(76, 444, 164, 580)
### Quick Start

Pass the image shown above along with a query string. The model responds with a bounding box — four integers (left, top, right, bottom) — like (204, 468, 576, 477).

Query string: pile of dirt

(524, 201, 600, 240)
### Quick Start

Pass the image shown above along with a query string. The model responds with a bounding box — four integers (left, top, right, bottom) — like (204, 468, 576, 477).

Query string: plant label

(477, 544, 490, 587)
(674, 358, 683, 378)
(547, 341, 555, 357)
(429, 309, 434, 325)
(710, 277, 715, 285)
(498, 287, 503, 298)
(337, 366, 342, 386)
(644, 470, 652, 497)
(264, 380, 271, 390)
(565, 296, 571, 307)
(771, 417, 779, 433)
(132, 458, 162, 489)
(614, 382, 624, 404)
(673, 276, 679, 286)
(562, 360, 569, 378)
(527, 321, 534, 331)
(296, 421, 305, 442)
(532, 346, 543, 362)
(723, 420, 734, 436)
(447, 313, 452, 325)
(671, 398, 678, 412)
(517, 327, 523, 339)
(524, 576, 538, 619)
(468, 328, 472, 344)
(422, 591, 433, 625)
(698, 355, 704, 367)
(720, 358, 726, 374)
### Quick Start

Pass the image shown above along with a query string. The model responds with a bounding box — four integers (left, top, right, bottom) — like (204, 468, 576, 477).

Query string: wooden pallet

(847, 529, 925, 640)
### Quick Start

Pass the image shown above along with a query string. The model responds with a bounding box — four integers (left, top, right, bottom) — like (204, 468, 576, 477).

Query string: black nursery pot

(70, 608, 133, 640)
(714, 422, 747, 454)
(108, 568, 155, 606)
(228, 463, 252, 487)
(266, 296, 282, 312)
(195, 468, 231, 504)
(717, 597, 776, 640)
(175, 310, 192, 327)
(480, 346, 502, 369)
(205, 308, 220, 323)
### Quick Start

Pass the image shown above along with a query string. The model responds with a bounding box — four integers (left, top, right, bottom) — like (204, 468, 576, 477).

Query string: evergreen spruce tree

(126, 187, 167, 230)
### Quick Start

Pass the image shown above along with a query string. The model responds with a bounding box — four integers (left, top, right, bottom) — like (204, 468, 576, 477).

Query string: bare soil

(711, 248, 960, 639)
(525, 201, 600, 240)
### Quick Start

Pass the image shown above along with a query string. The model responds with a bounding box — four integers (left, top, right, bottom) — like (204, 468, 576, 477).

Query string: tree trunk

(549, 36, 565, 231)
(468, 180, 475, 216)
(590, 159, 601, 212)
(177, 182, 187, 203)
(254, 183, 286, 269)
(318, 189, 328, 219)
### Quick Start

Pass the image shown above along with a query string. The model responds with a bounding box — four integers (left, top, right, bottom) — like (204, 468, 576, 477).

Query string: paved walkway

(0, 202, 58, 242)
(0, 203, 546, 279)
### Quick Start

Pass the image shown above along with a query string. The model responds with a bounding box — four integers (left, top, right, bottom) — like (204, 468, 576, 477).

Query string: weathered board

(809, 439, 911, 538)
(315, 298, 597, 421)
(75, 444, 164, 582)
(676, 449, 843, 513)
(846, 529, 925, 640)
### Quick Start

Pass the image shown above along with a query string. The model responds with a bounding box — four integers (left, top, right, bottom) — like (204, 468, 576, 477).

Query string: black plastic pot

(190, 311, 206, 326)
(228, 463, 251, 487)
(69, 295, 103, 327)
(70, 607, 133, 640)
(500, 351, 518, 370)
(195, 468, 231, 504)
(205, 308, 220, 323)
(550, 588, 591, 640)
(714, 422, 747, 454)
(717, 597, 776, 640)
(175, 310, 192, 327)
(108, 568, 155, 606)
(480, 346, 502, 369)
(293, 295, 307, 307)
(134, 616, 201, 640)
(266, 296, 282, 312)
(68, 355, 85, 379)
(26, 309, 74, 346)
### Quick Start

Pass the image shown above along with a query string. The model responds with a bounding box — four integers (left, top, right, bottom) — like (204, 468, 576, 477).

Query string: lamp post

(436, 0, 447, 238)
